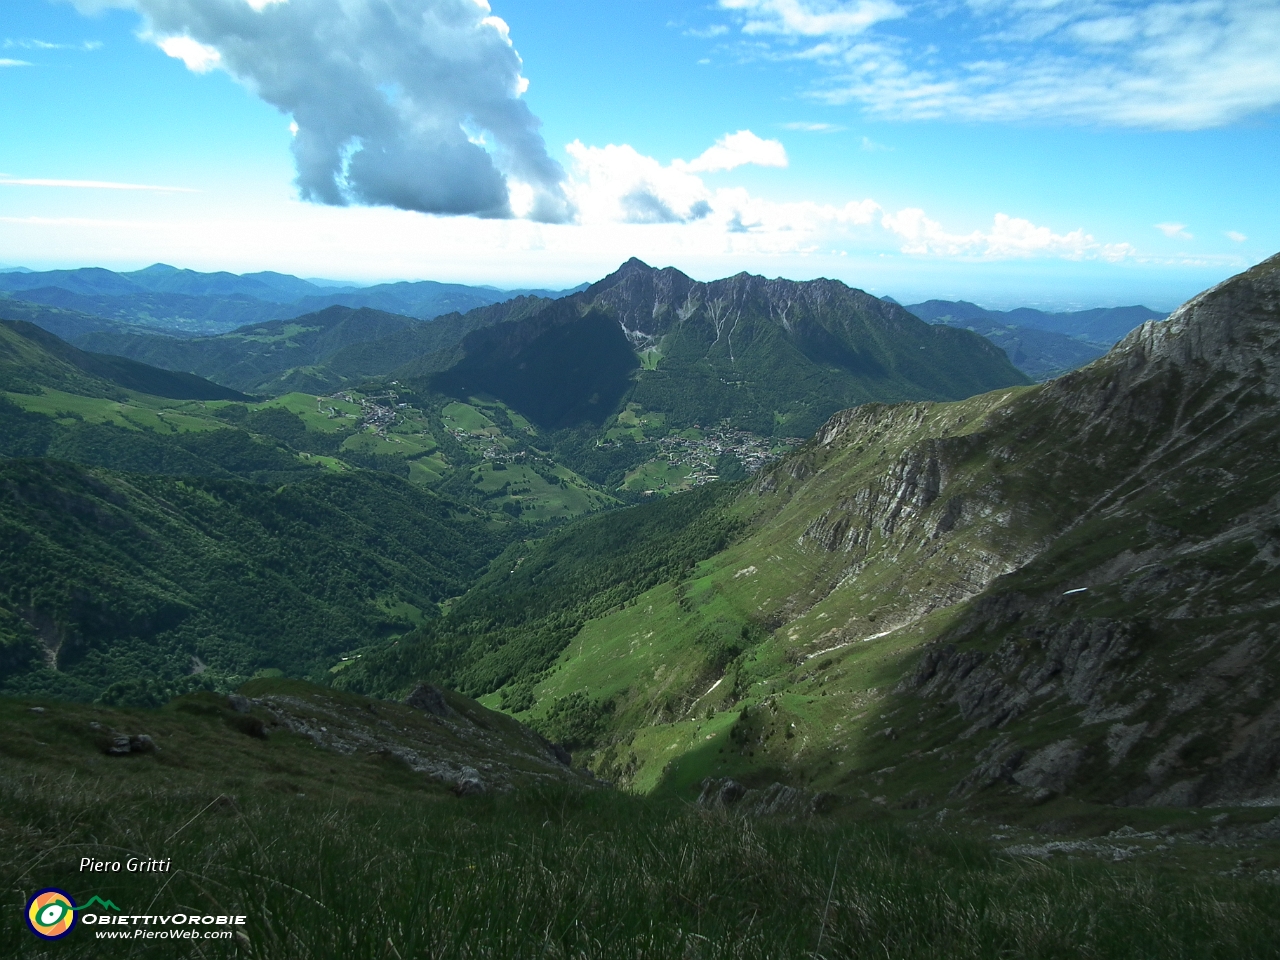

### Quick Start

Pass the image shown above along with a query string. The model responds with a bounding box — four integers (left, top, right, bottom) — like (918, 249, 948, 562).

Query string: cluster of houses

(323, 391, 401, 437)
(655, 425, 800, 486)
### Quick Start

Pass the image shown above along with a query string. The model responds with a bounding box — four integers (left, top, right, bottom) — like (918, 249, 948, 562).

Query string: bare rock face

(453, 767, 487, 797)
(586, 257, 916, 351)
(1012, 739, 1086, 794)
(894, 252, 1280, 809)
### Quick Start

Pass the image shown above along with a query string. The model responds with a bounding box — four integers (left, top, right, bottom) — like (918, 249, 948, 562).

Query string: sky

(1, 0, 1277, 309)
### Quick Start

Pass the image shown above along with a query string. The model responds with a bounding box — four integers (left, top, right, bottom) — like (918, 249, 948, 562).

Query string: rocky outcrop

(696, 777, 833, 818)
(909, 617, 1139, 734)
(405, 683, 455, 719)
(586, 258, 921, 351)
(801, 442, 947, 553)
(242, 689, 594, 796)
(879, 253, 1280, 808)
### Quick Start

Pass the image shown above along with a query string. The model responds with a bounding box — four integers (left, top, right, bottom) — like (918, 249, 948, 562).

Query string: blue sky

(1, 0, 1277, 308)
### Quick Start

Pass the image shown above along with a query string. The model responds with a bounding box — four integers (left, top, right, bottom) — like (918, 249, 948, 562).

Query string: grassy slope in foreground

(4, 683, 1279, 959)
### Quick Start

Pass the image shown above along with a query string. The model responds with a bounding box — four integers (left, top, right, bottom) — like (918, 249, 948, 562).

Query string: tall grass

(4, 775, 1278, 959)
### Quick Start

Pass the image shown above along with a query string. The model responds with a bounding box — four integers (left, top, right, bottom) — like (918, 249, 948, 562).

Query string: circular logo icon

(26, 889, 77, 940)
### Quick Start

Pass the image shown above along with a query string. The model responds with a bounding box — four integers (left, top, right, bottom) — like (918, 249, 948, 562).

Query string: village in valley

(311, 389, 797, 504)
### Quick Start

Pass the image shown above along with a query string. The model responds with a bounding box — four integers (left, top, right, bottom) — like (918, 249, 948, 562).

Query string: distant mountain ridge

(923, 315, 1109, 381)
(74, 298, 551, 396)
(0, 264, 584, 336)
(74, 305, 423, 395)
(906, 298, 1167, 346)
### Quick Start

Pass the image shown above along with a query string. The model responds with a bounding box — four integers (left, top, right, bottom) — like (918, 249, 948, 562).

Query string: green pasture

(605, 403, 667, 442)
(621, 458, 693, 494)
(251, 392, 360, 433)
(471, 461, 614, 522)
(442, 401, 500, 436)
(6, 388, 225, 434)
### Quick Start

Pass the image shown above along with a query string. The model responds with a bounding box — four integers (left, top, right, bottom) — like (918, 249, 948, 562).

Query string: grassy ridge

(2, 319, 248, 401)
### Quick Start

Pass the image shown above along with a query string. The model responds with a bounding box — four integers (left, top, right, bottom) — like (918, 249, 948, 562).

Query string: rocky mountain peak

(1030, 251, 1280, 437)
(581, 259, 919, 347)
(1110, 252, 1280, 389)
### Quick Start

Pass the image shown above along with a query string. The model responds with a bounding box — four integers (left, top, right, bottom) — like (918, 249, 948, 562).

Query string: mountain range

(72, 297, 552, 397)
(905, 299, 1167, 345)
(421, 258, 1030, 437)
(0, 263, 583, 336)
(335, 252, 1280, 812)
(903, 299, 1169, 382)
(8, 249, 1276, 817)
(5, 260, 1034, 498)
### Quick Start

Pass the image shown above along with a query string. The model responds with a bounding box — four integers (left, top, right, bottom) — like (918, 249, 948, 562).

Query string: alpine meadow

(4, 0, 1280, 957)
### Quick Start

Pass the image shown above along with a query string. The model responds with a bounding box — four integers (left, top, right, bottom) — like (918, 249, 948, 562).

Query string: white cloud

(1155, 222, 1193, 240)
(859, 135, 890, 151)
(104, 0, 569, 221)
(566, 141, 713, 225)
(563, 133, 881, 244)
(1226, 230, 1247, 243)
(562, 132, 1129, 267)
(684, 130, 788, 172)
(0, 176, 197, 192)
(0, 59, 32, 67)
(782, 121, 844, 131)
(881, 208, 1133, 261)
(155, 34, 221, 72)
(719, 0, 905, 37)
(713, 0, 1280, 129)
(683, 24, 730, 38)
(4, 39, 103, 51)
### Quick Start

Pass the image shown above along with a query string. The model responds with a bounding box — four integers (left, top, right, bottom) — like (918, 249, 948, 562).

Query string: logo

(26, 889, 77, 940)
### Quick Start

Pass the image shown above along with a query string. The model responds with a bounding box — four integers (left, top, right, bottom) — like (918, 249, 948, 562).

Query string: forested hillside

(0, 460, 507, 703)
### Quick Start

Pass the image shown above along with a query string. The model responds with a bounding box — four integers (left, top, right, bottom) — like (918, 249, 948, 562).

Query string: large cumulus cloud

(113, 0, 571, 221)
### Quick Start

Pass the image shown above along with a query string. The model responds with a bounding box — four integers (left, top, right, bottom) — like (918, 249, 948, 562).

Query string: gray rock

(405, 683, 454, 719)
(101, 733, 156, 756)
(454, 767, 487, 797)
(1012, 739, 1085, 794)
(698, 777, 748, 808)
(696, 777, 831, 818)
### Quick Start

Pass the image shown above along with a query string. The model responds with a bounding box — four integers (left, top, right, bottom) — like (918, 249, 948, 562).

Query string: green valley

(4, 256, 1280, 958)
(335, 253, 1280, 823)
